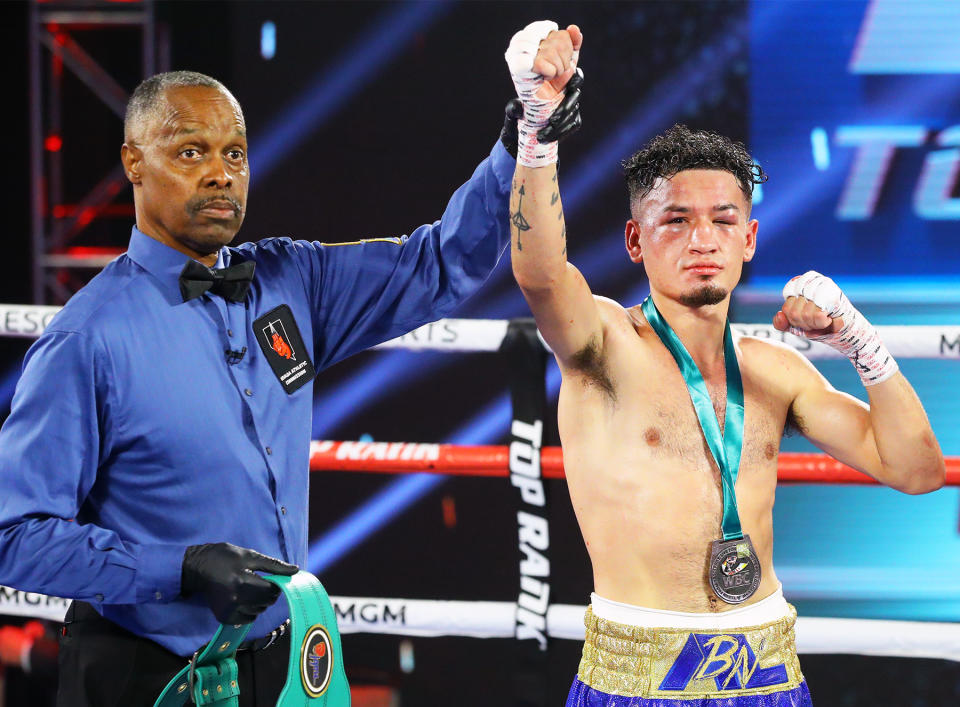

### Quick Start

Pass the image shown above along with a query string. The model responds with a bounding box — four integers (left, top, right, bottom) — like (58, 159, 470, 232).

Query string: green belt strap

(154, 570, 351, 707)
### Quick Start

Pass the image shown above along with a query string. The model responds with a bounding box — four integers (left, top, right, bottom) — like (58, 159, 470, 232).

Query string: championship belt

(154, 571, 350, 706)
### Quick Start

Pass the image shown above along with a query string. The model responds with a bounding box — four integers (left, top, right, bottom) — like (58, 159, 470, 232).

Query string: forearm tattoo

(511, 182, 531, 250)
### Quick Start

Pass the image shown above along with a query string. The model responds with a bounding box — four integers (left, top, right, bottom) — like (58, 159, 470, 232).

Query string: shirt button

(227, 329, 234, 337)
(95, 594, 104, 602)
(266, 447, 273, 455)
(280, 506, 287, 515)
(244, 388, 253, 396)
(155, 591, 163, 600)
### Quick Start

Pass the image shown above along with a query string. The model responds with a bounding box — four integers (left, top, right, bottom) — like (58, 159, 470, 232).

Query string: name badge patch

(253, 304, 316, 394)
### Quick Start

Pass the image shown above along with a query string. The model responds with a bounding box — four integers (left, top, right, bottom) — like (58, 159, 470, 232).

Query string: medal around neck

(708, 534, 761, 604)
(641, 296, 760, 605)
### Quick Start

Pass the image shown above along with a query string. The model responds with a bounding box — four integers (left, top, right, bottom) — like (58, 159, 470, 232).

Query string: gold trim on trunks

(577, 605, 805, 698)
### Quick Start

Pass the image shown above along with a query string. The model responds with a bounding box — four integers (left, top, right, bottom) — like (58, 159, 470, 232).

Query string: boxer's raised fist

(773, 271, 898, 386)
(774, 271, 846, 337)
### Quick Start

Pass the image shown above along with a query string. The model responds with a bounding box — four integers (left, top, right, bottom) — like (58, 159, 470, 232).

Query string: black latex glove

(500, 67, 584, 158)
(181, 542, 298, 625)
(539, 68, 584, 143)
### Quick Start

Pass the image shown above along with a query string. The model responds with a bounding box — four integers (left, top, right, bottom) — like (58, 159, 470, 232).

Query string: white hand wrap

(504, 20, 576, 168)
(782, 271, 898, 386)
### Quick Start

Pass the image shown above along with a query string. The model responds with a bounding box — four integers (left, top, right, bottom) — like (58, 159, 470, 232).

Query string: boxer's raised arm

(785, 358, 943, 494)
(775, 272, 945, 494)
(511, 165, 602, 366)
(507, 22, 602, 366)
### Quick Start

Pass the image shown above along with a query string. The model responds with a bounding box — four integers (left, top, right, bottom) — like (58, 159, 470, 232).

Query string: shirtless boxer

(505, 32, 946, 704)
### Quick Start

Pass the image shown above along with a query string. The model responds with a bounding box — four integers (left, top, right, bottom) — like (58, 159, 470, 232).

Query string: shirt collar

(125, 226, 232, 300)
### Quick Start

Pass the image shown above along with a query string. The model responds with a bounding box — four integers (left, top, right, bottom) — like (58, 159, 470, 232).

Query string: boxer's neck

(650, 292, 729, 373)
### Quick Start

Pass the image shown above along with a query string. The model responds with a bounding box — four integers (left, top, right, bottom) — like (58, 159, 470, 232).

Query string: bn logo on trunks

(253, 304, 315, 394)
(300, 624, 333, 697)
(660, 632, 789, 692)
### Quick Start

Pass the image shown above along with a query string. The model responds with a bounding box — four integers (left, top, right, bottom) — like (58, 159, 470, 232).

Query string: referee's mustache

(188, 194, 243, 216)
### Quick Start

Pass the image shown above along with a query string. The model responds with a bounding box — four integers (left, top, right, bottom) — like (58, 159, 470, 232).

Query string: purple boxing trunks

(565, 589, 813, 707)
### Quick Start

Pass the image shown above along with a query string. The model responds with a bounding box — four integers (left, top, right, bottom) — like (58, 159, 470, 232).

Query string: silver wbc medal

(708, 534, 761, 604)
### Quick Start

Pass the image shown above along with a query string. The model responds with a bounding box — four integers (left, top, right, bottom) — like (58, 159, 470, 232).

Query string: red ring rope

(309, 441, 960, 485)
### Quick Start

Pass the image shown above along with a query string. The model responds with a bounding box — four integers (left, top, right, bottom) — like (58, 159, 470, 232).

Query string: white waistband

(590, 585, 789, 630)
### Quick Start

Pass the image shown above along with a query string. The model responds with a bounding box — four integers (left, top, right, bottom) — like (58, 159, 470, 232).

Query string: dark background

(2, 1, 959, 705)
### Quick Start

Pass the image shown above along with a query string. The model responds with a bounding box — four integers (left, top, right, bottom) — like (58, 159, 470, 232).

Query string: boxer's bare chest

(558, 314, 786, 487)
(557, 310, 789, 609)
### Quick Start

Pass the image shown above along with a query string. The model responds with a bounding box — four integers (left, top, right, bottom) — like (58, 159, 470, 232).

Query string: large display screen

(749, 0, 960, 621)
(749, 0, 960, 283)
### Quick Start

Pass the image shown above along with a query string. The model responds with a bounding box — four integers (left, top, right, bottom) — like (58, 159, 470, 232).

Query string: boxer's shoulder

(593, 295, 629, 324)
(736, 334, 821, 397)
(733, 332, 808, 365)
(736, 332, 793, 358)
(557, 297, 650, 397)
(557, 296, 624, 379)
(596, 297, 659, 354)
(586, 298, 669, 378)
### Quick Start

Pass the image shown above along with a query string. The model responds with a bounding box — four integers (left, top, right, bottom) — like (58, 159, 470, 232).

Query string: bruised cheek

(643, 238, 681, 276)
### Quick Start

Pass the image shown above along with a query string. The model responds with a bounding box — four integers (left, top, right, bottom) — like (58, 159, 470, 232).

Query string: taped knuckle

(801, 276, 842, 317)
(506, 20, 559, 75)
(782, 270, 815, 299)
(781, 276, 800, 300)
(783, 270, 841, 315)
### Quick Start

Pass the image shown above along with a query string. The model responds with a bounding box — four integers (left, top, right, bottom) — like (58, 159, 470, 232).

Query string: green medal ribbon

(154, 570, 351, 706)
(641, 297, 745, 541)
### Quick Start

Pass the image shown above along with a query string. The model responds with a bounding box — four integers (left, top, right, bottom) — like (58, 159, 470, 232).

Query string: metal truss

(28, 0, 166, 304)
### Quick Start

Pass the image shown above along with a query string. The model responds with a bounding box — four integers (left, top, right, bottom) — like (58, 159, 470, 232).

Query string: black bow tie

(178, 259, 255, 303)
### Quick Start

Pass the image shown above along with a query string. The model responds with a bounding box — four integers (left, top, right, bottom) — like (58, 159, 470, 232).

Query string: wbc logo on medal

(709, 535, 761, 604)
(721, 547, 749, 577)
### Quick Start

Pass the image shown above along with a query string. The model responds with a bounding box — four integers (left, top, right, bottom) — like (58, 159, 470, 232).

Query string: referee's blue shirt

(0, 141, 513, 656)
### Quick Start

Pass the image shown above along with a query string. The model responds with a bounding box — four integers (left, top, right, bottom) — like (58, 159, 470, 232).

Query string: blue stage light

(309, 17, 753, 434)
(308, 392, 508, 573)
(562, 19, 750, 217)
(810, 127, 830, 171)
(308, 472, 444, 574)
(251, 2, 451, 181)
(260, 21, 276, 60)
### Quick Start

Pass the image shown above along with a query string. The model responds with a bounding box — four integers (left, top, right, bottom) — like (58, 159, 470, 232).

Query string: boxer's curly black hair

(622, 124, 767, 215)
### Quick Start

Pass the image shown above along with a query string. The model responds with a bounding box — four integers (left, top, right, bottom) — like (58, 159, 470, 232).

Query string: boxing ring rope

(2, 589, 959, 662)
(1, 307, 959, 358)
(1, 310, 958, 663)
(298, 441, 960, 661)
(308, 441, 960, 485)
(369, 317, 960, 358)
(339, 317, 960, 663)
